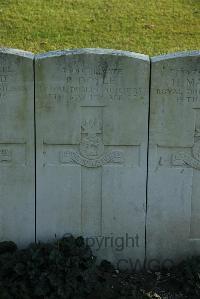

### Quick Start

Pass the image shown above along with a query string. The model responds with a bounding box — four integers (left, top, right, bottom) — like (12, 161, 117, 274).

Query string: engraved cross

(59, 105, 124, 235)
(172, 109, 200, 238)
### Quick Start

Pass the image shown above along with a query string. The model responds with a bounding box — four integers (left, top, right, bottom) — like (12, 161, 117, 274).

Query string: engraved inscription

(46, 86, 143, 105)
(156, 66, 200, 104)
(0, 55, 18, 103)
(40, 59, 145, 106)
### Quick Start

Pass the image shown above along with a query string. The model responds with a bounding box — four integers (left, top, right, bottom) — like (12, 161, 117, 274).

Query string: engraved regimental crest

(80, 133, 104, 159)
(173, 128, 200, 170)
(59, 108, 124, 168)
(80, 116, 104, 159)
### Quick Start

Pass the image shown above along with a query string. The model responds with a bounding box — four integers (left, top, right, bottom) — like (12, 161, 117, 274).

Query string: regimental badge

(80, 133, 104, 160)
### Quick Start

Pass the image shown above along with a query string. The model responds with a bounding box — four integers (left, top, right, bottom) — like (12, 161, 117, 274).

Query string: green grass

(0, 0, 199, 55)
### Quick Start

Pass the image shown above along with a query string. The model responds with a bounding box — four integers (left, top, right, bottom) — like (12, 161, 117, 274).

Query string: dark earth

(0, 236, 199, 299)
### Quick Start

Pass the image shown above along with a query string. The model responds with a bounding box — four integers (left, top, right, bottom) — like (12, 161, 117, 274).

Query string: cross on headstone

(58, 105, 126, 235)
(36, 50, 149, 266)
(172, 108, 200, 238)
(157, 108, 200, 238)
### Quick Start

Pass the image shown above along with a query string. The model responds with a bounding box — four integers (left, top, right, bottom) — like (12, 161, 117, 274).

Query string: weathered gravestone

(147, 51, 200, 262)
(0, 49, 35, 246)
(35, 49, 150, 266)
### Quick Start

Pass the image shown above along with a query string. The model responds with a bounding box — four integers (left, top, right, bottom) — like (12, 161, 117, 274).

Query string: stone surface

(35, 49, 150, 267)
(0, 49, 35, 246)
(147, 51, 200, 263)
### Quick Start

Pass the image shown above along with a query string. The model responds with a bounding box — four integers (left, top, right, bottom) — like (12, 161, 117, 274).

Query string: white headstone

(0, 49, 35, 246)
(35, 49, 150, 267)
(147, 51, 200, 263)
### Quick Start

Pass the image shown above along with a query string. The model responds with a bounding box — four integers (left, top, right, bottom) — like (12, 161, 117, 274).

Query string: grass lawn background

(0, 0, 199, 56)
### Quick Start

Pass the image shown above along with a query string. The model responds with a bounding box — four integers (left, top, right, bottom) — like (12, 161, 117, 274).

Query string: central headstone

(36, 49, 149, 266)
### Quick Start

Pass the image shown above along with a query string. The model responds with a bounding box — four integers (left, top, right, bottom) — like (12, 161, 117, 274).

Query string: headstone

(0, 49, 35, 246)
(147, 51, 200, 263)
(35, 49, 150, 267)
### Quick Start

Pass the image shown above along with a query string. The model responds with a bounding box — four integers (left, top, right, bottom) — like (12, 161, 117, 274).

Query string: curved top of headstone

(152, 50, 200, 62)
(36, 48, 149, 61)
(0, 48, 34, 59)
